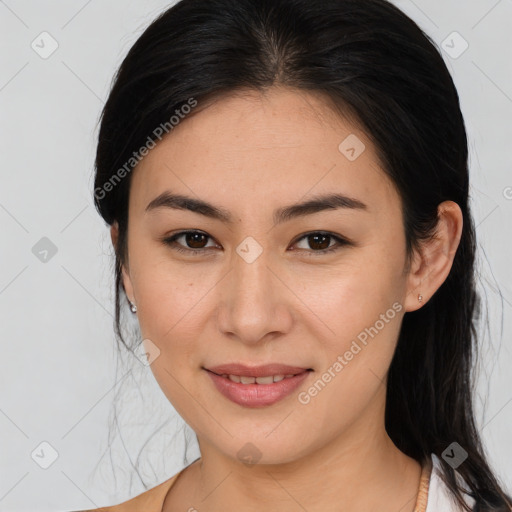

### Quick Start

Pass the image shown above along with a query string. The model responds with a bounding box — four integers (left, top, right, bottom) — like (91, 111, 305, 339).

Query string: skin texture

(110, 86, 463, 512)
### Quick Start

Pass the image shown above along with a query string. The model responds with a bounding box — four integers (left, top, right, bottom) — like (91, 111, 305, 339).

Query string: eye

(160, 230, 351, 256)
(290, 231, 350, 256)
(161, 231, 218, 255)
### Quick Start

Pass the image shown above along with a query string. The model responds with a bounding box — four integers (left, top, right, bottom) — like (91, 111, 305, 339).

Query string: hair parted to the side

(92, 0, 512, 509)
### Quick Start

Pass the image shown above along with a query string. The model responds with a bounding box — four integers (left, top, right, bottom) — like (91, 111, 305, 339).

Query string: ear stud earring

(418, 294, 423, 303)
(129, 300, 137, 313)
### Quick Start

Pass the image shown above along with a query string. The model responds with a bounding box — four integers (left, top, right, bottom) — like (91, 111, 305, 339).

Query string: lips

(205, 367, 313, 407)
(205, 363, 312, 379)
(204, 363, 314, 407)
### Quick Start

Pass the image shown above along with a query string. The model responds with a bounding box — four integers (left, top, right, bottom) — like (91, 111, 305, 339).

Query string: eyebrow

(145, 190, 368, 225)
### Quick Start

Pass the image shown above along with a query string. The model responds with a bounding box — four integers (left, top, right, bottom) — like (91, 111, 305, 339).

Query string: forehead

(129, 87, 400, 220)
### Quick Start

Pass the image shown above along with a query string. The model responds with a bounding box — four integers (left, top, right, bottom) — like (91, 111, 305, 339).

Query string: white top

(426, 453, 476, 511)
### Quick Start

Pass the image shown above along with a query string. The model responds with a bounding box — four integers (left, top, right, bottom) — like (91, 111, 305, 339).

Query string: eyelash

(160, 230, 350, 257)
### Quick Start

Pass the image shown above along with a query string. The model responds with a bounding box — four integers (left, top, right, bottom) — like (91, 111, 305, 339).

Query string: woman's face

(118, 87, 420, 466)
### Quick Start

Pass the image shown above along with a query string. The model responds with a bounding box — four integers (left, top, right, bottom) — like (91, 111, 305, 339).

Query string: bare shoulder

(70, 472, 180, 512)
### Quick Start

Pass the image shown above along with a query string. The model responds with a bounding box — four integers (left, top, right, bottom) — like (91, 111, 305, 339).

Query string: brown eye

(292, 231, 349, 255)
(162, 230, 350, 257)
(305, 233, 331, 250)
(183, 232, 209, 249)
(162, 230, 218, 255)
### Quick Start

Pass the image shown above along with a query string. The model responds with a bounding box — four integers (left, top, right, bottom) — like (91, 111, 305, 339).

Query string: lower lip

(205, 370, 311, 407)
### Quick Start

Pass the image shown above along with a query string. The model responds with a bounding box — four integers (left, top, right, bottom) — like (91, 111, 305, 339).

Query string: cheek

(131, 264, 212, 413)
(301, 255, 405, 416)
(133, 256, 215, 339)
(305, 251, 404, 342)
(293, 267, 404, 433)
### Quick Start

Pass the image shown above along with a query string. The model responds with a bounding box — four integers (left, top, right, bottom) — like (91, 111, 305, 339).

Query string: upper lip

(205, 363, 312, 378)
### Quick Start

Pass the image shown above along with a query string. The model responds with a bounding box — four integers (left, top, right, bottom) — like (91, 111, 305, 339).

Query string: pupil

(310, 234, 329, 250)
(187, 233, 207, 248)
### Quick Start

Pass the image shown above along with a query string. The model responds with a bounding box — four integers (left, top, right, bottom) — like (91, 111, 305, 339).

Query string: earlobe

(404, 201, 463, 312)
(403, 247, 426, 312)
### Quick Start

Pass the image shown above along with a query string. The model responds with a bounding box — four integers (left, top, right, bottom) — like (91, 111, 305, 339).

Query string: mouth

(209, 373, 304, 384)
(204, 363, 313, 379)
(203, 364, 313, 407)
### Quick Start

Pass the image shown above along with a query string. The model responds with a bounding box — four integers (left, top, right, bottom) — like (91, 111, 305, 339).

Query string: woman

(80, 0, 512, 510)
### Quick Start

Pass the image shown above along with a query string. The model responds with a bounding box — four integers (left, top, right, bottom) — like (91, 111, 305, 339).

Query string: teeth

(224, 374, 291, 384)
(255, 376, 274, 384)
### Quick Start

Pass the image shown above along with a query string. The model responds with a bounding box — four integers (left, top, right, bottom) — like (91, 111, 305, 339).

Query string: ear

(404, 200, 463, 312)
(110, 222, 135, 304)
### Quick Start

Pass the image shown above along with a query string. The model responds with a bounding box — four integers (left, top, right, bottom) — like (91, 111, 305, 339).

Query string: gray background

(0, 1, 511, 510)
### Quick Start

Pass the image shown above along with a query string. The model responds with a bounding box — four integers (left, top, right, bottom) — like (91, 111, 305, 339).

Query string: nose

(216, 245, 293, 346)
